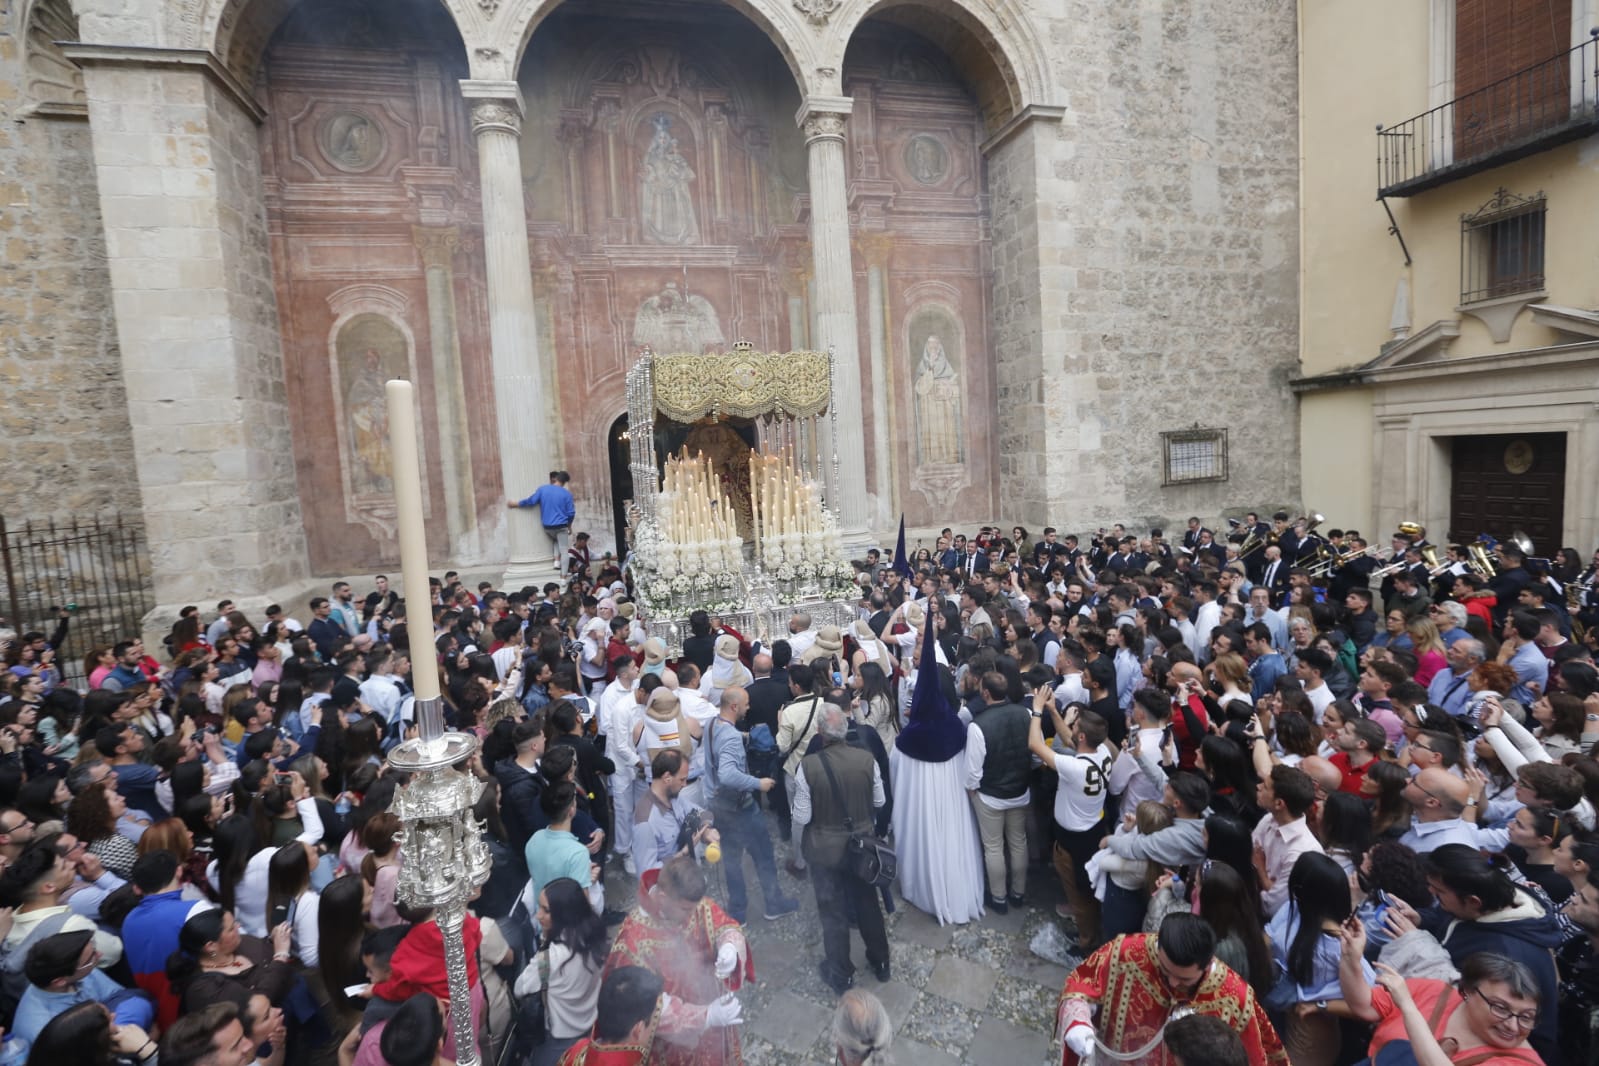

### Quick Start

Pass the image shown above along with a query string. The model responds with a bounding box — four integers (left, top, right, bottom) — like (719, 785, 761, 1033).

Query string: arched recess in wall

(834, 0, 1053, 130)
(841, 9, 1002, 523)
(503, 0, 813, 100)
(19, 0, 87, 117)
(242, 0, 488, 574)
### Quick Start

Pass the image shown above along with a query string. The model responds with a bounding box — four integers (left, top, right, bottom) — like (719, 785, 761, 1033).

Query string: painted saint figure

(913, 333, 962, 465)
(347, 347, 392, 494)
(641, 114, 700, 246)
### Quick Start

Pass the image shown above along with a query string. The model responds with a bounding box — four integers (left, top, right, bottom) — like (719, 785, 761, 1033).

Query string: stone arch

(183, 0, 471, 87)
(495, 0, 815, 95)
(832, 0, 1055, 127)
(19, 0, 86, 116)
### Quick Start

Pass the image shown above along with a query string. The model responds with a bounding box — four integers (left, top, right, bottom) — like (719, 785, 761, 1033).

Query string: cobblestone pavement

(605, 843, 1073, 1066)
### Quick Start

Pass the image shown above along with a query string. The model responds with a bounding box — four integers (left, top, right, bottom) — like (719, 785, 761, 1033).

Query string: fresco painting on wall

(257, 0, 998, 571)
(335, 316, 408, 484)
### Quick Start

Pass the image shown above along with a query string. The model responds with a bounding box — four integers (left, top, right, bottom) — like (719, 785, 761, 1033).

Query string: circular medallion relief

(321, 111, 385, 173)
(1503, 439, 1535, 475)
(904, 134, 949, 186)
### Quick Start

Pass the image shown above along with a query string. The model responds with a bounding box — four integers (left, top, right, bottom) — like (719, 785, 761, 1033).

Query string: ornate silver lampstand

(388, 716, 492, 1066)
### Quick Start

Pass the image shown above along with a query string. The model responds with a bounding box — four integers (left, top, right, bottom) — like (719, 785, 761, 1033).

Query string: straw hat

(642, 637, 668, 666)
(714, 634, 740, 659)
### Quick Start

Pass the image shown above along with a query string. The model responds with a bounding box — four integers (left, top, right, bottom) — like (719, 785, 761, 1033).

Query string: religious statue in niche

(905, 134, 948, 186)
(910, 308, 965, 467)
(640, 113, 700, 245)
(682, 421, 756, 539)
(336, 315, 410, 496)
(632, 282, 725, 354)
(322, 110, 384, 172)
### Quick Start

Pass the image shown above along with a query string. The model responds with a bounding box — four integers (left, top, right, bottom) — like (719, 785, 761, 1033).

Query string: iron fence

(1378, 31, 1599, 197)
(0, 514, 153, 687)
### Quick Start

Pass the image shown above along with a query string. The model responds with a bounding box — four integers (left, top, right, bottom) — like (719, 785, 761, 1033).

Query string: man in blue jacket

(508, 470, 576, 572)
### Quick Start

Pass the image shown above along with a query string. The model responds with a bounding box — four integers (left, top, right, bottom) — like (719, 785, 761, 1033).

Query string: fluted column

(412, 226, 478, 555)
(461, 81, 554, 586)
(798, 97, 871, 548)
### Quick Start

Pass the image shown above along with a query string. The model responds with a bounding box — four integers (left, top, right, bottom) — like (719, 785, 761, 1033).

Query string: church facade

(0, 0, 1301, 616)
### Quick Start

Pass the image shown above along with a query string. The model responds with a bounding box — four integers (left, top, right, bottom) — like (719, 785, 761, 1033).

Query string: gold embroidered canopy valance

(651, 347, 832, 422)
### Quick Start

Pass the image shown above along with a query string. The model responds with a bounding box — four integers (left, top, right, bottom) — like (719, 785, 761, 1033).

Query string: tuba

(1419, 544, 1440, 570)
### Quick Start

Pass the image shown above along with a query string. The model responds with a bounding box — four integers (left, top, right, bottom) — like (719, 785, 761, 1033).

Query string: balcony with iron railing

(1377, 30, 1599, 198)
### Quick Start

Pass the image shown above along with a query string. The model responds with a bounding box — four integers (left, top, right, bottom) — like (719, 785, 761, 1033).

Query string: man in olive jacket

(793, 703, 888, 994)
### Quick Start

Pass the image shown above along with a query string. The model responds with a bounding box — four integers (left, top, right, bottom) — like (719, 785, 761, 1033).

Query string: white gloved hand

(1064, 1024, 1095, 1058)
(714, 943, 739, 980)
(704, 992, 743, 1028)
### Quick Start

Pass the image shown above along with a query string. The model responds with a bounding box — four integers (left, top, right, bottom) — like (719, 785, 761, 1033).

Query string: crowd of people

(0, 511, 1593, 1066)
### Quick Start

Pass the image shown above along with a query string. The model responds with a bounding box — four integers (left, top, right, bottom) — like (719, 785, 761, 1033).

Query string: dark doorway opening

(1448, 432, 1567, 549)
(608, 415, 634, 557)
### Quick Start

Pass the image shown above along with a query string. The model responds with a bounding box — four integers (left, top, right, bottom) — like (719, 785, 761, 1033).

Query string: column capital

(412, 225, 461, 268)
(796, 95, 852, 143)
(460, 79, 524, 135)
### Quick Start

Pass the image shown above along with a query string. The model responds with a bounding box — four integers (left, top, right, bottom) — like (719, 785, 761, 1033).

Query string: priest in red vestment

(604, 855, 751, 1065)
(1056, 913, 1287, 1066)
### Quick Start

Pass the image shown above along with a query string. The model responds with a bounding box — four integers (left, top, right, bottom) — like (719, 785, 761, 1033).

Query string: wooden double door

(1448, 432, 1566, 548)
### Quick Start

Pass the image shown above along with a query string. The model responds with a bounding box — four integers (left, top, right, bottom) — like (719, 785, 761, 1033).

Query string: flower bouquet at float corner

(631, 515, 745, 617)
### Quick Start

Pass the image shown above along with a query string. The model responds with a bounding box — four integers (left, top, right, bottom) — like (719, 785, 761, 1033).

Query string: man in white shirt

(600, 655, 642, 858)
(964, 672, 1034, 912)
(1190, 580, 1221, 663)
(1250, 764, 1324, 918)
(577, 617, 609, 698)
(1025, 692, 1113, 952)
(357, 646, 407, 727)
(786, 612, 817, 660)
(1052, 644, 1091, 710)
(1293, 647, 1337, 723)
(1108, 689, 1171, 810)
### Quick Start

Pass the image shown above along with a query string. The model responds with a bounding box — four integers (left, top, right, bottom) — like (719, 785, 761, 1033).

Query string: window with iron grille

(1460, 189, 1546, 304)
(1161, 428, 1228, 486)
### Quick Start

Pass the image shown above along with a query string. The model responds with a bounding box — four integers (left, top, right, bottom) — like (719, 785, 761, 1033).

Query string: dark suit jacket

(745, 675, 791, 736)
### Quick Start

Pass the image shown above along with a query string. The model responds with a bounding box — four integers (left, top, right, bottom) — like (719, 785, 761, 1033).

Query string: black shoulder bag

(814, 749, 897, 889)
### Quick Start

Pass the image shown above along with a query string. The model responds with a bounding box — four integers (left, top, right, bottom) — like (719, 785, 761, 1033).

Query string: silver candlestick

(387, 706, 493, 1066)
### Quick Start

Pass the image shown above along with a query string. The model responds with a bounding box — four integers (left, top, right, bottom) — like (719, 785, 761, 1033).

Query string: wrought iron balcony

(1377, 30, 1599, 198)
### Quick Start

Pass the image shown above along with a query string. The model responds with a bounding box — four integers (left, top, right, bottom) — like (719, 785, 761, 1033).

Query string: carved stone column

(798, 97, 871, 547)
(461, 81, 555, 585)
(413, 226, 478, 555)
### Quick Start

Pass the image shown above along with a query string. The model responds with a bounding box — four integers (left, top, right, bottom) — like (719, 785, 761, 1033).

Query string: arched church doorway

(607, 414, 634, 556)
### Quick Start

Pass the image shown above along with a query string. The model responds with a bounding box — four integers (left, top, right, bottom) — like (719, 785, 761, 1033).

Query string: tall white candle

(384, 380, 441, 706)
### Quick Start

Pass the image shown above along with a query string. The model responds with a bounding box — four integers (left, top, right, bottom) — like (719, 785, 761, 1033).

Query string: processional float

(624, 341, 858, 653)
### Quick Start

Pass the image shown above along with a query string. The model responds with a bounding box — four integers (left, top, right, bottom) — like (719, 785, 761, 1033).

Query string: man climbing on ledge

(509, 469, 577, 571)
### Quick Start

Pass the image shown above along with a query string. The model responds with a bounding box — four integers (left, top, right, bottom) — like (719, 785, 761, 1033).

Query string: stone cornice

(61, 44, 265, 124)
(980, 103, 1068, 155)
(1292, 337, 1599, 393)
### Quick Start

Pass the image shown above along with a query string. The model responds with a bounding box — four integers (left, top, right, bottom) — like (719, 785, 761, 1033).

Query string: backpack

(0, 911, 74, 1027)
(746, 724, 779, 778)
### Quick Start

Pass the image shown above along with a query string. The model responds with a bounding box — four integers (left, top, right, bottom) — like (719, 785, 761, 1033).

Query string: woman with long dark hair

(1269, 851, 1372, 1065)
(1362, 759, 1413, 840)
(1318, 791, 1372, 876)
(264, 842, 321, 965)
(1197, 860, 1274, 1000)
(1203, 813, 1264, 907)
(25, 1000, 154, 1066)
(65, 780, 138, 877)
(525, 876, 609, 1066)
(317, 873, 370, 1015)
(851, 661, 898, 747)
(1196, 735, 1261, 825)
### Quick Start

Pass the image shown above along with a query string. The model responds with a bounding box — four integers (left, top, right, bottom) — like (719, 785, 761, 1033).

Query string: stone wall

(80, 60, 307, 608)
(0, 6, 141, 525)
(1002, 0, 1303, 532)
